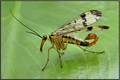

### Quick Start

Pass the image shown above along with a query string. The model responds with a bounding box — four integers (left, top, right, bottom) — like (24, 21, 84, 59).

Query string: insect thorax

(49, 35, 66, 50)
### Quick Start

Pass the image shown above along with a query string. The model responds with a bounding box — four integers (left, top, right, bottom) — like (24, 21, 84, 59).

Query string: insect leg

(42, 45, 54, 71)
(54, 48, 63, 68)
(78, 46, 105, 54)
(63, 40, 68, 50)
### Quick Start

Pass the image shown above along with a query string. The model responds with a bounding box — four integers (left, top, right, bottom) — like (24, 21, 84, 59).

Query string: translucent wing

(51, 10, 102, 35)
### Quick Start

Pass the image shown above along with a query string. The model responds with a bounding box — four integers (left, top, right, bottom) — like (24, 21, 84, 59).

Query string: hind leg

(78, 46, 105, 54)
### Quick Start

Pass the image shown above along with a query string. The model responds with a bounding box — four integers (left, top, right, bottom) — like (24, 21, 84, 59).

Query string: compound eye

(43, 35, 47, 40)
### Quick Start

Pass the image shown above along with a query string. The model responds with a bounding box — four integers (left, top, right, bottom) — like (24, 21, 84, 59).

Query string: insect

(10, 10, 109, 71)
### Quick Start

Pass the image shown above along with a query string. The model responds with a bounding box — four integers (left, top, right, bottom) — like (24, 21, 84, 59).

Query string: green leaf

(1, 1, 118, 79)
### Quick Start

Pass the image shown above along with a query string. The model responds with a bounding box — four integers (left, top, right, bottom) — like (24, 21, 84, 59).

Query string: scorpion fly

(10, 10, 109, 71)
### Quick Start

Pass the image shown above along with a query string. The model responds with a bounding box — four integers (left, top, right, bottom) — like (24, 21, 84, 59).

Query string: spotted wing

(51, 10, 102, 35)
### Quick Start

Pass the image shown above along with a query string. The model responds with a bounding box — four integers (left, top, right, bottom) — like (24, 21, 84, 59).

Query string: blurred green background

(1, 1, 118, 79)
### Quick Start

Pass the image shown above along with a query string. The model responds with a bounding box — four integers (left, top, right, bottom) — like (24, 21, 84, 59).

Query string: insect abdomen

(62, 35, 89, 46)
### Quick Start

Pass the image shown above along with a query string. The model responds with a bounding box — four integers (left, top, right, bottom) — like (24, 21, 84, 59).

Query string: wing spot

(80, 13, 88, 27)
(67, 22, 71, 25)
(80, 13, 86, 18)
(74, 20, 76, 23)
(87, 27, 93, 31)
(91, 10, 101, 16)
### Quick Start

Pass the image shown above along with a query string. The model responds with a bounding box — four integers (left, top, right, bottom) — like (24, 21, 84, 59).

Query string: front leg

(42, 44, 54, 71)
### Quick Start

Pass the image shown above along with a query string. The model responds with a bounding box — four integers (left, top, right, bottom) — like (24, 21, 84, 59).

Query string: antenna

(10, 10, 42, 38)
